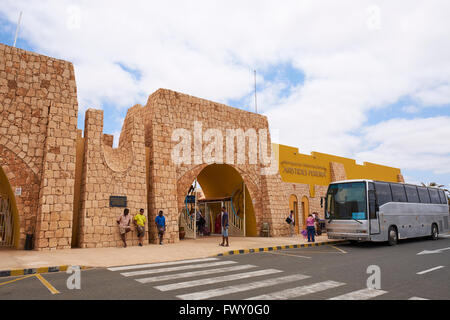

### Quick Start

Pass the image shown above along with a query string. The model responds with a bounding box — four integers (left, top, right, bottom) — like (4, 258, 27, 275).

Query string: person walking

(155, 210, 166, 245)
(134, 208, 146, 246)
(219, 206, 229, 247)
(289, 210, 295, 237)
(306, 214, 316, 242)
(117, 208, 132, 248)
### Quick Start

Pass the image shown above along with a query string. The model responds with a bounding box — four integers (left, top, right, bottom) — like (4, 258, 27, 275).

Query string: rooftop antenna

(254, 69, 258, 114)
(13, 11, 23, 47)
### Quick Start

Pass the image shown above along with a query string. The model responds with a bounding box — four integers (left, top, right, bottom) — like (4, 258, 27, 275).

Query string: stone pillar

(330, 162, 347, 182)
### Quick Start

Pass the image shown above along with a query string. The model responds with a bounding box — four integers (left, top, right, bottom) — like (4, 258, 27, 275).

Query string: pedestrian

(306, 214, 316, 242)
(196, 209, 204, 236)
(219, 206, 229, 247)
(312, 211, 322, 236)
(134, 208, 146, 246)
(288, 210, 295, 237)
(117, 208, 132, 248)
(155, 210, 166, 245)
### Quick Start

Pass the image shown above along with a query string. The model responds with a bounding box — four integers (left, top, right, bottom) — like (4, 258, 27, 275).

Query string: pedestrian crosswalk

(107, 257, 427, 300)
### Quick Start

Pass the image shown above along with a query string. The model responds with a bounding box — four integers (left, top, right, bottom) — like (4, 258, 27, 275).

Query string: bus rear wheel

(388, 226, 398, 246)
(430, 224, 438, 240)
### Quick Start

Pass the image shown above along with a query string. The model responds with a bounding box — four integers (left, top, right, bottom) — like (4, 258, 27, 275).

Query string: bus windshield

(326, 182, 367, 220)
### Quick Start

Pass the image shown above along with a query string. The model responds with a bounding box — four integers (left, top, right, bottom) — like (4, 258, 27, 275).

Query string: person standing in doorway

(288, 210, 295, 237)
(134, 208, 146, 246)
(117, 208, 132, 248)
(306, 214, 316, 243)
(155, 210, 166, 245)
(219, 206, 229, 247)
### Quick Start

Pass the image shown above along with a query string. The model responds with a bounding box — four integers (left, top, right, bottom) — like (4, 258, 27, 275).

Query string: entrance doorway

(301, 196, 309, 229)
(179, 164, 256, 239)
(0, 166, 17, 248)
(289, 194, 299, 234)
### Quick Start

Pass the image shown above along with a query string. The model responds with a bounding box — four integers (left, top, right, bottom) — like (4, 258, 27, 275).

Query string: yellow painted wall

(275, 144, 401, 186)
(196, 164, 256, 236)
(0, 166, 20, 248)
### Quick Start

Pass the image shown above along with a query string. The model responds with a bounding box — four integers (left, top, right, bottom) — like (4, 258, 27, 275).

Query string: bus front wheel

(430, 224, 439, 241)
(388, 226, 398, 246)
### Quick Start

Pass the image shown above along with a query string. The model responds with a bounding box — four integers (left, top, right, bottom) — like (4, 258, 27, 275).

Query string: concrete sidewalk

(0, 234, 340, 272)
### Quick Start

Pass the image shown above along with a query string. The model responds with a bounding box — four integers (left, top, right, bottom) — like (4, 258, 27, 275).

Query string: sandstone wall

(0, 43, 78, 250)
(77, 106, 147, 248)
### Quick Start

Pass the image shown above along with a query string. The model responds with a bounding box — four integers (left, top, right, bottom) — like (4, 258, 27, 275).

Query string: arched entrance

(179, 164, 256, 239)
(0, 166, 19, 248)
(301, 196, 310, 229)
(289, 194, 299, 234)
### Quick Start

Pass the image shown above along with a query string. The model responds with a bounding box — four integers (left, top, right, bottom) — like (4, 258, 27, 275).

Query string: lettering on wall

(281, 161, 327, 178)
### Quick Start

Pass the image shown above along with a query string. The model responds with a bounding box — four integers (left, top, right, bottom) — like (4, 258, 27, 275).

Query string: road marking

(409, 297, 429, 300)
(247, 281, 345, 300)
(266, 251, 311, 259)
(176, 274, 310, 300)
(136, 264, 257, 284)
(155, 269, 283, 292)
(416, 266, 445, 275)
(330, 245, 347, 254)
(0, 274, 34, 287)
(328, 288, 387, 300)
(417, 247, 450, 255)
(35, 274, 60, 295)
(108, 257, 219, 271)
(121, 261, 236, 277)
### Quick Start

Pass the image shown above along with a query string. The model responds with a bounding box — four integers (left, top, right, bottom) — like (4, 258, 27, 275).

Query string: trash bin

(25, 233, 34, 250)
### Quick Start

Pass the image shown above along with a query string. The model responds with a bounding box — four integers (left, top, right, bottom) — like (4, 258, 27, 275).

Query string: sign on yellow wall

(275, 144, 401, 187)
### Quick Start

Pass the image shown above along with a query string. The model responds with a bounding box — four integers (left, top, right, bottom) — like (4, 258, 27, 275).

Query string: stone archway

(177, 164, 260, 237)
(0, 145, 41, 249)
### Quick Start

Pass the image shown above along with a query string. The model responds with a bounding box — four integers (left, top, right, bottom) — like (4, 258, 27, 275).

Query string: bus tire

(430, 224, 439, 241)
(388, 226, 398, 246)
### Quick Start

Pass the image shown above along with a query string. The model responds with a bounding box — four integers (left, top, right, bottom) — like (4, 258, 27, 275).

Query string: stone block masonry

(0, 43, 78, 250)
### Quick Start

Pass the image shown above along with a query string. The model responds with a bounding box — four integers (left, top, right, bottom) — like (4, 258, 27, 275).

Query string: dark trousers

(307, 226, 315, 242)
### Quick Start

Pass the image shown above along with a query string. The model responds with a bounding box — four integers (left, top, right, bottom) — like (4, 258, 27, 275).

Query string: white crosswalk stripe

(136, 264, 257, 284)
(176, 274, 311, 300)
(120, 260, 236, 277)
(155, 269, 283, 292)
(328, 288, 387, 300)
(246, 281, 345, 300)
(107, 258, 219, 272)
(109, 258, 407, 300)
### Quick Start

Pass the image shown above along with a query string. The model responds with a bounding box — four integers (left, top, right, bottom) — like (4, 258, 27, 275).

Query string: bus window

(390, 183, 407, 202)
(417, 187, 431, 203)
(374, 182, 392, 206)
(368, 183, 377, 219)
(405, 185, 420, 203)
(428, 188, 441, 204)
(438, 190, 447, 204)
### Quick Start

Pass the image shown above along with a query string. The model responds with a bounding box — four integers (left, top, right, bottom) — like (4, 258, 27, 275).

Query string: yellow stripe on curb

(35, 274, 60, 295)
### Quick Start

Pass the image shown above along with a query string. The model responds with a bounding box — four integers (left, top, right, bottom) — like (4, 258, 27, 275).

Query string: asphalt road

(1, 234, 449, 300)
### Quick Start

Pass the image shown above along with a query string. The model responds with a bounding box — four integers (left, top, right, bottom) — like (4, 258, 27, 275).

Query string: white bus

(323, 179, 449, 245)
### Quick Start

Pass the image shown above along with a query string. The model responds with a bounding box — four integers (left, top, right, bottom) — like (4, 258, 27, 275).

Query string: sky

(0, 0, 449, 190)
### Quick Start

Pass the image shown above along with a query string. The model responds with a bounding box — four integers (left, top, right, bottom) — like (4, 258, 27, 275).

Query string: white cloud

(402, 105, 420, 114)
(1, 0, 449, 183)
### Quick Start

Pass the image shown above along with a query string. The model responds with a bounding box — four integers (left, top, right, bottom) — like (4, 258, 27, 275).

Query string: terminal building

(0, 43, 403, 250)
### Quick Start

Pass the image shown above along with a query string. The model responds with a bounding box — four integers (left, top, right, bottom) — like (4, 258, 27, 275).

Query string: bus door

(368, 183, 380, 235)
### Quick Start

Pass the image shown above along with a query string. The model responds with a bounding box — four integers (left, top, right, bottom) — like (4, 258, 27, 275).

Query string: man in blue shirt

(219, 206, 229, 247)
(155, 210, 166, 245)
